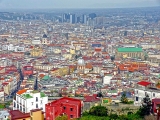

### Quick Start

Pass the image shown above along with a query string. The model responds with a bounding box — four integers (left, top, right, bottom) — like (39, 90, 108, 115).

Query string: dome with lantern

(77, 58, 85, 66)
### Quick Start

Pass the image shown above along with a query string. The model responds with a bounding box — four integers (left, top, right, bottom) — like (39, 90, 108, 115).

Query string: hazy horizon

(0, 0, 160, 9)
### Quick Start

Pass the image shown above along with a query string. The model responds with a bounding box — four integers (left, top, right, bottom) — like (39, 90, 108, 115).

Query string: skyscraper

(62, 13, 70, 23)
(82, 14, 87, 24)
(70, 14, 76, 24)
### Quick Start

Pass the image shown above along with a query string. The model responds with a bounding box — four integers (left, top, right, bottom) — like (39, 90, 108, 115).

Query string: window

(17, 104, 19, 109)
(145, 92, 147, 96)
(136, 97, 139, 101)
(70, 115, 73, 118)
(36, 104, 38, 108)
(153, 93, 155, 97)
(36, 97, 38, 102)
(70, 108, 73, 111)
(63, 106, 66, 110)
(23, 108, 25, 112)
(136, 90, 138, 94)
(14, 102, 16, 107)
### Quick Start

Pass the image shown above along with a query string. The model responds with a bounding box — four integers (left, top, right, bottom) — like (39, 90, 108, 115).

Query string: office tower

(62, 13, 70, 23)
(82, 14, 87, 24)
(70, 14, 76, 24)
(76, 16, 80, 23)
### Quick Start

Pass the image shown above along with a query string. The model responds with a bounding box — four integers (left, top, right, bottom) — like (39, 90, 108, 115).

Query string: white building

(103, 75, 112, 85)
(0, 110, 9, 120)
(8, 44, 14, 51)
(134, 81, 160, 106)
(32, 39, 41, 45)
(13, 89, 48, 113)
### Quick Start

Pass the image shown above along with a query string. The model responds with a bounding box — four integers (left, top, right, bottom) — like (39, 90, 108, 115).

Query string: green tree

(89, 105, 108, 116)
(118, 115, 128, 120)
(55, 114, 68, 120)
(50, 90, 54, 95)
(137, 95, 152, 117)
(121, 92, 128, 104)
(111, 56, 115, 62)
(97, 92, 103, 98)
(109, 114, 118, 120)
(75, 55, 78, 59)
(0, 104, 5, 109)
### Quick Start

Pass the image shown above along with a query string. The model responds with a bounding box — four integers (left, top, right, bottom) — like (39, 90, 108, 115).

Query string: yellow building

(30, 109, 44, 120)
(62, 54, 72, 60)
(30, 46, 43, 57)
(50, 67, 69, 77)
(3, 82, 10, 95)
(70, 48, 75, 54)
(102, 98, 112, 104)
(54, 48, 61, 54)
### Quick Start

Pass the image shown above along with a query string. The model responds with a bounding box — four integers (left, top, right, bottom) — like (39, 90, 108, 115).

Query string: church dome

(77, 58, 85, 66)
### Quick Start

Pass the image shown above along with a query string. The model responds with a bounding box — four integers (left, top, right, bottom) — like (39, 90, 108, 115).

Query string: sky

(0, 0, 159, 9)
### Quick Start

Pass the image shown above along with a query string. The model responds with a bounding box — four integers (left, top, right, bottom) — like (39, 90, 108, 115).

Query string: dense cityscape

(0, 6, 160, 120)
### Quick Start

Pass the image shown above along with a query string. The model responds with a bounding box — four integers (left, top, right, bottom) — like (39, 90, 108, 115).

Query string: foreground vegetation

(79, 105, 142, 120)
(56, 95, 156, 120)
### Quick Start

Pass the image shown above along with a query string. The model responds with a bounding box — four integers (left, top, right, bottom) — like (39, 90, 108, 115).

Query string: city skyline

(0, 0, 159, 9)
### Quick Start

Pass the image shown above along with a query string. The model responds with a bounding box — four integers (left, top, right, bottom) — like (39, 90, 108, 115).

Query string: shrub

(118, 115, 128, 120)
(109, 114, 118, 120)
(127, 101, 134, 104)
(89, 105, 108, 116)
(55, 115, 68, 120)
(127, 112, 133, 115)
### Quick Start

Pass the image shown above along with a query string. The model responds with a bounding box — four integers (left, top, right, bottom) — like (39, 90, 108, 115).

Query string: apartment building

(134, 81, 160, 106)
(13, 89, 48, 113)
(45, 97, 82, 120)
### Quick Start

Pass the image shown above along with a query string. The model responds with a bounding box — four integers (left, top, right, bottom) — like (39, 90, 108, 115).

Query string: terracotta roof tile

(17, 89, 28, 95)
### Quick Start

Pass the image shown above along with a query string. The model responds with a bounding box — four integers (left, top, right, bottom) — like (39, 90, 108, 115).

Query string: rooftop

(22, 94, 33, 99)
(40, 92, 46, 97)
(31, 90, 39, 94)
(117, 47, 143, 52)
(0, 110, 9, 118)
(9, 110, 30, 119)
(42, 75, 50, 80)
(17, 89, 28, 95)
(137, 81, 151, 87)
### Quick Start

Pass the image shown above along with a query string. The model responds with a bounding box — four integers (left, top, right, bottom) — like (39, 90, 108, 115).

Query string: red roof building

(22, 66, 33, 76)
(152, 98, 160, 114)
(137, 81, 151, 87)
(45, 97, 82, 120)
(9, 110, 30, 120)
(84, 94, 100, 102)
